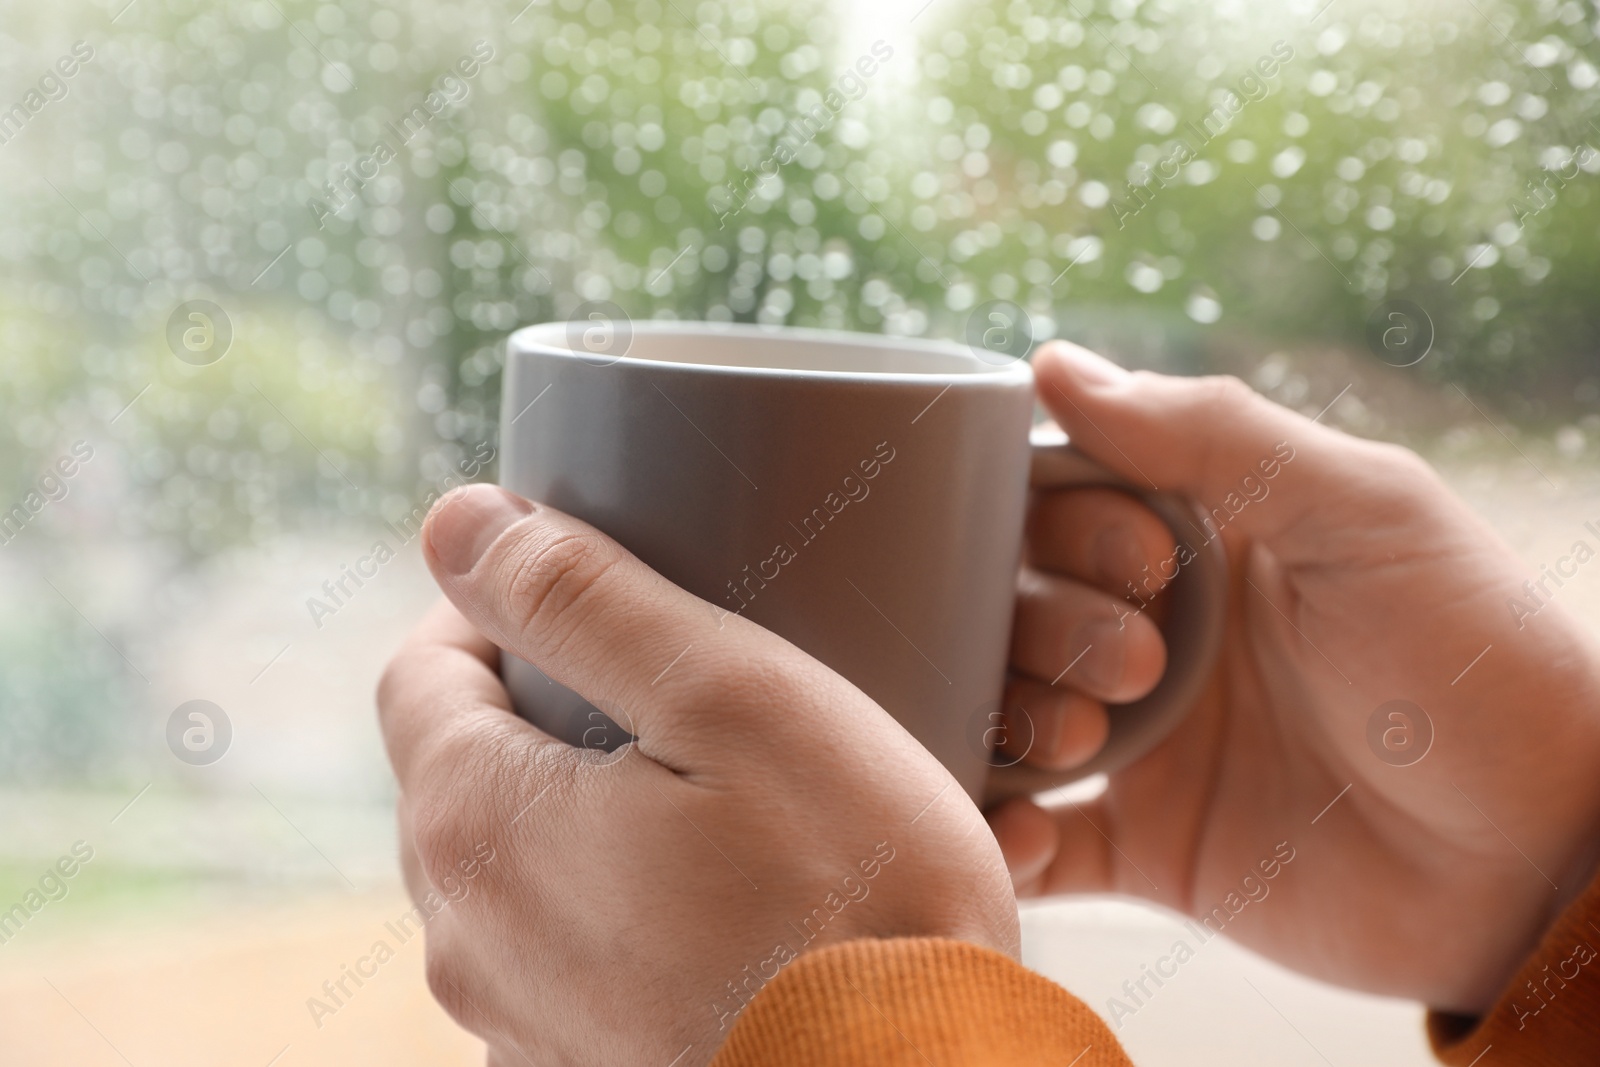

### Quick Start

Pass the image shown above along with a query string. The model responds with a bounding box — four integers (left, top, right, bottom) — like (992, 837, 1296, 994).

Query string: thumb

(419, 483, 755, 749)
(1032, 341, 1391, 550)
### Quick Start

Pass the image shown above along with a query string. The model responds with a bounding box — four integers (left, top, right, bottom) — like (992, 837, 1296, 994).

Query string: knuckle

(499, 530, 622, 649)
(734, 654, 833, 722)
(423, 944, 470, 1021)
(1365, 439, 1441, 494)
(1194, 373, 1258, 412)
(408, 760, 491, 884)
(1380, 441, 1435, 478)
(1184, 375, 1266, 473)
(408, 723, 540, 883)
(375, 654, 408, 720)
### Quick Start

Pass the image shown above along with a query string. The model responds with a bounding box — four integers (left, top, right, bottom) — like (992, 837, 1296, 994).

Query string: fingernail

(1055, 344, 1131, 387)
(1068, 619, 1127, 695)
(428, 485, 533, 576)
(1093, 526, 1145, 588)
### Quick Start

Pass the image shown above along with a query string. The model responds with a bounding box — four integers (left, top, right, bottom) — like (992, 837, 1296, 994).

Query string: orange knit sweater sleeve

(1428, 865, 1600, 1066)
(710, 870, 1600, 1067)
(707, 936, 1133, 1067)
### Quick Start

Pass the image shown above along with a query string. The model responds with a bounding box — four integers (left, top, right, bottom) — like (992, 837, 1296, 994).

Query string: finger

(396, 796, 431, 906)
(420, 483, 815, 754)
(1027, 488, 1176, 599)
(1032, 341, 1393, 557)
(377, 598, 547, 793)
(422, 916, 495, 1045)
(987, 796, 1057, 892)
(988, 796, 1156, 900)
(999, 674, 1108, 771)
(1011, 567, 1166, 703)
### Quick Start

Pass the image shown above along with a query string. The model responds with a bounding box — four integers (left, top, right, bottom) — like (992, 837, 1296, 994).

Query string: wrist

(1464, 727, 1600, 1011)
(1534, 679, 1600, 970)
(1537, 815, 1600, 957)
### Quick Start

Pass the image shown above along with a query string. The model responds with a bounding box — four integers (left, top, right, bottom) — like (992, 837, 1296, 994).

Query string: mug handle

(983, 426, 1229, 803)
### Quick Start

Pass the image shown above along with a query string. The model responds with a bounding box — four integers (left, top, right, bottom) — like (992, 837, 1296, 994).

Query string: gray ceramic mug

(499, 321, 1226, 803)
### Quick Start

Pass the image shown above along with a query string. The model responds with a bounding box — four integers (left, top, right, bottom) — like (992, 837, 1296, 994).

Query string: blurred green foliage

(0, 0, 1597, 782)
(0, 600, 134, 782)
(907, 0, 1600, 412)
(0, 0, 1595, 537)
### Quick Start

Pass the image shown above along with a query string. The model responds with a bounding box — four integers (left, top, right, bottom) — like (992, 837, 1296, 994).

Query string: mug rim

(508, 320, 1036, 386)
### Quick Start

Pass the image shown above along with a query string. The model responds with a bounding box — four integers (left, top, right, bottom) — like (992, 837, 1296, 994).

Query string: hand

(990, 342, 1600, 1012)
(376, 485, 1018, 1065)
